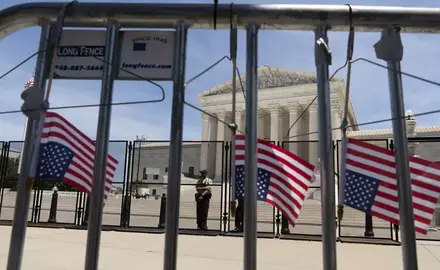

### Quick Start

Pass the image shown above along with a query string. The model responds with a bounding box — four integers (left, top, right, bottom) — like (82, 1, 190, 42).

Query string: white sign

(55, 30, 107, 79)
(54, 30, 175, 80)
(118, 31, 175, 80)
(145, 167, 160, 175)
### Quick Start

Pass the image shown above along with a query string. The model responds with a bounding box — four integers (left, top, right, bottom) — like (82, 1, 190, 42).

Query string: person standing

(195, 169, 212, 230)
(232, 199, 244, 232)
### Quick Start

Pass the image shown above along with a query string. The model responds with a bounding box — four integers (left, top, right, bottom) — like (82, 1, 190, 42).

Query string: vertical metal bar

(314, 26, 337, 270)
(374, 27, 418, 269)
(37, 181, 44, 222)
(7, 24, 52, 270)
(244, 23, 258, 270)
(221, 142, 227, 232)
(127, 141, 136, 227)
(74, 191, 80, 224)
(135, 140, 141, 195)
(84, 22, 120, 270)
(17, 121, 28, 174)
(387, 52, 419, 270)
(120, 141, 129, 227)
(0, 142, 9, 219)
(230, 15, 238, 202)
(163, 22, 188, 270)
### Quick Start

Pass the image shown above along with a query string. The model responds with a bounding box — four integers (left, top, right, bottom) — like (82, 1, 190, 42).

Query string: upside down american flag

(234, 135, 315, 226)
(35, 112, 118, 199)
(342, 138, 440, 234)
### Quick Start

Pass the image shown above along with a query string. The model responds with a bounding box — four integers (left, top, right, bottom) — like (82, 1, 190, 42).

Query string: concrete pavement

(0, 226, 439, 270)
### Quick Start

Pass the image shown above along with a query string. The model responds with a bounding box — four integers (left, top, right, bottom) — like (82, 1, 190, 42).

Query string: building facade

(197, 66, 357, 180)
(131, 66, 440, 200)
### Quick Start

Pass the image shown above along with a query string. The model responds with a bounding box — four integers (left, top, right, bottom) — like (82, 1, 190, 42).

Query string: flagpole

(230, 13, 238, 207)
(84, 22, 120, 270)
(17, 119, 28, 173)
(314, 26, 337, 270)
(243, 23, 258, 270)
(375, 27, 418, 270)
(7, 25, 53, 270)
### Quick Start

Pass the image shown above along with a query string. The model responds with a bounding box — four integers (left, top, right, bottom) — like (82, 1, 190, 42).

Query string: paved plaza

(0, 226, 439, 270)
(1, 188, 439, 240)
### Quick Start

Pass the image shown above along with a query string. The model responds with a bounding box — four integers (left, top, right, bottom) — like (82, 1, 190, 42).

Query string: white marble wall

(199, 102, 344, 180)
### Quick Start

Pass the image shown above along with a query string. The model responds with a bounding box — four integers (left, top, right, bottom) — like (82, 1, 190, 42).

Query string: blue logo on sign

(133, 42, 146, 51)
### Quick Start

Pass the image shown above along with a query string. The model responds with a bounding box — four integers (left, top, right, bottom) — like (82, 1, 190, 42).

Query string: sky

(1, 0, 440, 182)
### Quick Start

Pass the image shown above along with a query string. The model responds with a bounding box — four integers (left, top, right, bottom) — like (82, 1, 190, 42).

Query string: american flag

(35, 111, 118, 199)
(24, 77, 34, 89)
(343, 138, 440, 234)
(234, 135, 315, 226)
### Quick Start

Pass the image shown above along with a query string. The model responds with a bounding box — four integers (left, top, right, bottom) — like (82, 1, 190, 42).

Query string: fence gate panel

(0, 141, 36, 223)
(406, 137, 440, 242)
(280, 140, 322, 239)
(335, 139, 394, 241)
(125, 140, 224, 233)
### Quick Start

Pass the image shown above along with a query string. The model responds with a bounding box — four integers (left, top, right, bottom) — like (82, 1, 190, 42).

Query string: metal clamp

(374, 27, 403, 62)
(315, 34, 332, 66)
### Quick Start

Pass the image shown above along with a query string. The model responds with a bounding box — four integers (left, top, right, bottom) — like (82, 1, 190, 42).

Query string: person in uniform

(195, 169, 212, 230)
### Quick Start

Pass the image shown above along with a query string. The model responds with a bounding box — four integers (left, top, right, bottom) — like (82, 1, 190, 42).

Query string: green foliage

(1, 156, 19, 188)
(1, 156, 79, 192)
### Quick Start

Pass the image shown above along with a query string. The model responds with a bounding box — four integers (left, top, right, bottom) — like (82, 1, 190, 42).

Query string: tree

(0, 156, 79, 192)
(1, 156, 19, 189)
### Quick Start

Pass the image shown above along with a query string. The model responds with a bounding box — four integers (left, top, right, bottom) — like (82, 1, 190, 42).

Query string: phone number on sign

(55, 65, 104, 71)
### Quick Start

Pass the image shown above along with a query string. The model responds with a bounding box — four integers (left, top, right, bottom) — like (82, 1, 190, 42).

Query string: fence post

(389, 139, 400, 241)
(275, 209, 281, 235)
(82, 196, 91, 226)
(281, 215, 290, 234)
(158, 193, 166, 228)
(121, 194, 130, 228)
(364, 213, 374, 237)
(222, 142, 229, 232)
(47, 187, 58, 223)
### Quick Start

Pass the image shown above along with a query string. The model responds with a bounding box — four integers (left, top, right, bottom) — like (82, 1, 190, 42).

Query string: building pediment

(198, 65, 343, 98)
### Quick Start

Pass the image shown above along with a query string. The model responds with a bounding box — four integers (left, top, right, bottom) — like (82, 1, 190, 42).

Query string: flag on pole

(35, 111, 118, 199)
(234, 135, 315, 226)
(342, 138, 440, 234)
(24, 77, 34, 89)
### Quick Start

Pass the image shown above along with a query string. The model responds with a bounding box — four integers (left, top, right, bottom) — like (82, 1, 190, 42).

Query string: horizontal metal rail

(1, 3, 440, 41)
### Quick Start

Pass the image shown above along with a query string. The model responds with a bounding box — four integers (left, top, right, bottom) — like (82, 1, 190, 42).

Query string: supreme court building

(132, 65, 440, 186)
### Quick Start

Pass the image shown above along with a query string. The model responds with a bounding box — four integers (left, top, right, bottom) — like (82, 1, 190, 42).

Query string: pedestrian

(232, 199, 244, 232)
(195, 169, 212, 230)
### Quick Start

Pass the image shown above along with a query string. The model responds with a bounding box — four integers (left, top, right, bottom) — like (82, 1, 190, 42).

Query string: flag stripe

(235, 135, 315, 226)
(45, 112, 118, 165)
(41, 132, 115, 178)
(345, 138, 440, 234)
(40, 112, 117, 200)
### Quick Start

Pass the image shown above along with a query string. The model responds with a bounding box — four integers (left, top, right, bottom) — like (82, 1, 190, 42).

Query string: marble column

(287, 103, 302, 155)
(258, 108, 266, 139)
(331, 110, 342, 140)
(224, 113, 233, 142)
(215, 112, 226, 181)
(207, 116, 218, 179)
(405, 110, 419, 156)
(331, 100, 342, 141)
(269, 105, 282, 145)
(200, 113, 210, 171)
(235, 109, 245, 134)
(308, 102, 319, 166)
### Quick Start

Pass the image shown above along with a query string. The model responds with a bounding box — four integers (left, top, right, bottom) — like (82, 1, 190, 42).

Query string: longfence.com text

(121, 62, 172, 70)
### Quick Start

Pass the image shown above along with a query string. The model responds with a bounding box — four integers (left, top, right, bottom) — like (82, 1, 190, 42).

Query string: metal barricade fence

(2, 4, 440, 269)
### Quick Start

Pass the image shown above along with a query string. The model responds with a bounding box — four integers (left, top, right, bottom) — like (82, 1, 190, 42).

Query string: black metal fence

(0, 138, 439, 243)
